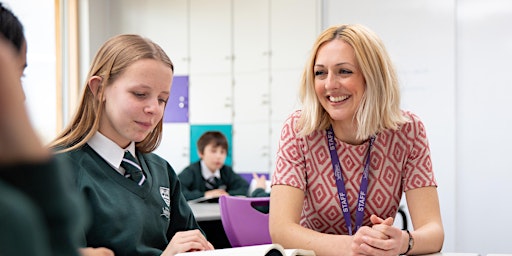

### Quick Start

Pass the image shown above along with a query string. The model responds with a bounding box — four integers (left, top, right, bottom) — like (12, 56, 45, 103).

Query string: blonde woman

(269, 24, 444, 256)
(50, 34, 213, 256)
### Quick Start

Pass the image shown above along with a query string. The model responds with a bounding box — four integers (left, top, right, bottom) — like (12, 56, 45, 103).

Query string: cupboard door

(189, 0, 233, 123)
(154, 123, 190, 174)
(162, 0, 190, 76)
(270, 69, 301, 123)
(189, 74, 232, 123)
(233, 72, 269, 123)
(233, 123, 271, 174)
(164, 75, 189, 123)
(233, 0, 270, 73)
(232, 72, 271, 173)
(189, 0, 232, 74)
(270, 0, 319, 70)
(232, 0, 271, 124)
(232, 0, 272, 174)
(108, 0, 190, 75)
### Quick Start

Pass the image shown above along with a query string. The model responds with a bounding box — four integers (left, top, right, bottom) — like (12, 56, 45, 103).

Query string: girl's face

(314, 39, 365, 125)
(199, 143, 227, 172)
(99, 58, 172, 148)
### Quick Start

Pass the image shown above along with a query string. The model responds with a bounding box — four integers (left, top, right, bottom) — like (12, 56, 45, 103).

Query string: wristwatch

(404, 230, 414, 255)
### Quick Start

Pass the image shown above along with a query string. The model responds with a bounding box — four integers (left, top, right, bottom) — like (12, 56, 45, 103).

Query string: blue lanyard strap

(326, 126, 375, 235)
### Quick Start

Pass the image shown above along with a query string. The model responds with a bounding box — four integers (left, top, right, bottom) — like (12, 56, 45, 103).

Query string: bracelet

(403, 230, 414, 255)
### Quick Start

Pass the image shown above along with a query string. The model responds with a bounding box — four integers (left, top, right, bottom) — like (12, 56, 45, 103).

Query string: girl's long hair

(49, 34, 173, 153)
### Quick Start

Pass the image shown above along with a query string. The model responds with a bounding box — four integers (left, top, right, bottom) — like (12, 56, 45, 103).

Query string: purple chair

(219, 195, 271, 247)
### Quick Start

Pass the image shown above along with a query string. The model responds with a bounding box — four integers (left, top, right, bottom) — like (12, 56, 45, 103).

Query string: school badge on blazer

(160, 187, 170, 220)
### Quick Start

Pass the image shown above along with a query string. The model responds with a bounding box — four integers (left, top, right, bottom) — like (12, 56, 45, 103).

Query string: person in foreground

(49, 34, 213, 256)
(179, 131, 249, 201)
(269, 24, 444, 256)
(0, 3, 112, 256)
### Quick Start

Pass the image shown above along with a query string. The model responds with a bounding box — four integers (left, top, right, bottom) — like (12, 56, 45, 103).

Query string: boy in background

(179, 131, 249, 201)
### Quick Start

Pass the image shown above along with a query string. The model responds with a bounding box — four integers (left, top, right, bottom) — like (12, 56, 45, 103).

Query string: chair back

(219, 195, 271, 247)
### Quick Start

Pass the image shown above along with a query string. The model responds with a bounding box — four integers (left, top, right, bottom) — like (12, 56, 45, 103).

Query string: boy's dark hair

(197, 131, 228, 154)
(0, 2, 25, 52)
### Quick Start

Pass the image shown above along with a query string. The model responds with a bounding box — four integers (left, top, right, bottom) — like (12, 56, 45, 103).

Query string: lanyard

(326, 126, 375, 235)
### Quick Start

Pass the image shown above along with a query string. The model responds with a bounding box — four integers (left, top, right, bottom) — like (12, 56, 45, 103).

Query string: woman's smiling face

(314, 39, 365, 124)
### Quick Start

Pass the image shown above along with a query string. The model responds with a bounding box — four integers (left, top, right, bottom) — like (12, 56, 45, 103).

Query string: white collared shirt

(87, 131, 137, 175)
(200, 160, 220, 180)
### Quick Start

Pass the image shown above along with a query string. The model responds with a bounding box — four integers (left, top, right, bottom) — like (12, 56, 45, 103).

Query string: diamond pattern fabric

(272, 110, 436, 235)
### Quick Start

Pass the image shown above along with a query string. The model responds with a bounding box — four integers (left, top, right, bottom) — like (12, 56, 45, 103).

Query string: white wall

(456, 0, 512, 254)
(324, 0, 512, 254)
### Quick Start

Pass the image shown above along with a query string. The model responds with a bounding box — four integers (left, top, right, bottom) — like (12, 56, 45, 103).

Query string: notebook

(175, 243, 315, 256)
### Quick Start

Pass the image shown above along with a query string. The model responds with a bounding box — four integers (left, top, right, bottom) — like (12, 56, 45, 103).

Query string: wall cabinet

(85, 0, 319, 174)
(189, 0, 233, 124)
(232, 0, 271, 173)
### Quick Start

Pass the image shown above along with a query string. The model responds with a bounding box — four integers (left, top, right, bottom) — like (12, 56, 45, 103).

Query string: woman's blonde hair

(50, 34, 174, 153)
(297, 24, 408, 139)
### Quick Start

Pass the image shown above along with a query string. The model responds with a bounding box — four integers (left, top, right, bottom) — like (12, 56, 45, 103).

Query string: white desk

(188, 202, 221, 222)
(425, 253, 480, 256)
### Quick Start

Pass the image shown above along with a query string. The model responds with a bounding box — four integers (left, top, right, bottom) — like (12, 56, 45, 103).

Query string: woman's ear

(88, 76, 103, 97)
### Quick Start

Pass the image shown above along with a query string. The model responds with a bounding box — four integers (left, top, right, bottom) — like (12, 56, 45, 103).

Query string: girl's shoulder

(140, 151, 166, 161)
(53, 145, 91, 162)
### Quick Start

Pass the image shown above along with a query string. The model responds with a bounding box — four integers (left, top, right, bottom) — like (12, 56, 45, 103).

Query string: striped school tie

(122, 151, 145, 186)
(205, 176, 220, 190)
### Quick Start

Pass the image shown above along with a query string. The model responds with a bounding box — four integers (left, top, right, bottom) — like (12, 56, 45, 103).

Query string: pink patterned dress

(272, 110, 437, 235)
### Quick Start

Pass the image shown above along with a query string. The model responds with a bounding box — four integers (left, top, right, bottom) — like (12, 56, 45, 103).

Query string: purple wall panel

(164, 76, 189, 123)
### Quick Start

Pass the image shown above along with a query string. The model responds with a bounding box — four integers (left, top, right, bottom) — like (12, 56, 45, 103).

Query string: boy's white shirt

(200, 160, 221, 180)
(87, 131, 136, 175)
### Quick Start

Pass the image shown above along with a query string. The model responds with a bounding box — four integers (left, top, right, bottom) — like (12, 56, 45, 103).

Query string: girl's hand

(162, 229, 214, 256)
(79, 247, 115, 256)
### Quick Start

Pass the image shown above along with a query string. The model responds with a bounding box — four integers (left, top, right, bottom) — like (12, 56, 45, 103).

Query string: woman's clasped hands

(351, 215, 407, 256)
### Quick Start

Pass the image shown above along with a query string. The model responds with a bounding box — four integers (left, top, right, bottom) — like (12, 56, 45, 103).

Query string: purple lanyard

(326, 127, 375, 235)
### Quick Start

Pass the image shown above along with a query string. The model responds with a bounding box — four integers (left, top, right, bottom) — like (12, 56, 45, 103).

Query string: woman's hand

(351, 216, 391, 256)
(352, 215, 406, 256)
(161, 229, 214, 256)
